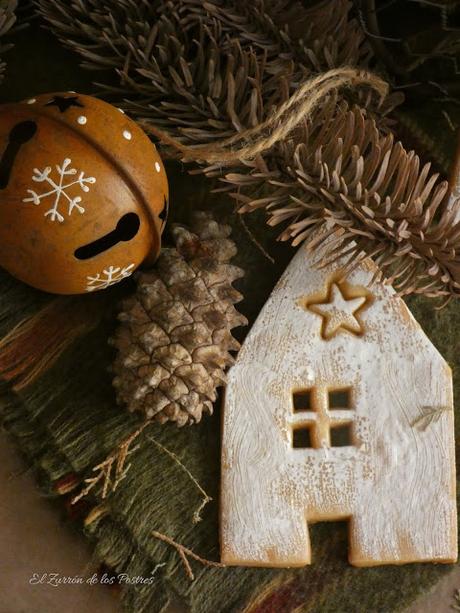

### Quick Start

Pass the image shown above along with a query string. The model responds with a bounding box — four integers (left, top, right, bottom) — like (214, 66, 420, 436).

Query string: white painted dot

(68, 90, 76, 94)
(77, 115, 87, 125)
(155, 162, 161, 173)
(26, 98, 36, 105)
(123, 130, 132, 140)
(118, 108, 125, 114)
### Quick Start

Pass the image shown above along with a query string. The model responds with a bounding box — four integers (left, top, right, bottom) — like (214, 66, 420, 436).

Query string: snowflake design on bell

(22, 158, 96, 223)
(86, 264, 136, 292)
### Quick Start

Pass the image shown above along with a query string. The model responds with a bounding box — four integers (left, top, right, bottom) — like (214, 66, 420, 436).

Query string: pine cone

(111, 212, 247, 426)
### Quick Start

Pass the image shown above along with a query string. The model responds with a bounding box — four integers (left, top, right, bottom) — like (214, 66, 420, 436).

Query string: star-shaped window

(304, 281, 372, 340)
(45, 95, 84, 113)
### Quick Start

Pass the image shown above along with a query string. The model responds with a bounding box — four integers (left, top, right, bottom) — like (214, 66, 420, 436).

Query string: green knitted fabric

(1, 17, 460, 613)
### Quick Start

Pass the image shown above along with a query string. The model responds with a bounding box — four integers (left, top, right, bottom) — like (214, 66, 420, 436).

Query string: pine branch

(37, 0, 371, 142)
(228, 95, 460, 297)
(0, 0, 18, 82)
(37, 0, 460, 298)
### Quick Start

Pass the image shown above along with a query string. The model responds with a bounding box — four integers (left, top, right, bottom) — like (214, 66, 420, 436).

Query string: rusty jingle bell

(0, 92, 168, 294)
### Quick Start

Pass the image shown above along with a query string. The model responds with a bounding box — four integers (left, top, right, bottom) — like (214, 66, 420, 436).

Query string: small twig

(193, 497, 211, 525)
(72, 469, 105, 505)
(178, 548, 194, 580)
(152, 530, 225, 581)
(238, 213, 275, 264)
(72, 419, 153, 504)
(442, 109, 457, 131)
(428, 80, 450, 97)
(148, 436, 213, 523)
(357, 3, 401, 42)
(434, 96, 460, 107)
(356, 0, 403, 79)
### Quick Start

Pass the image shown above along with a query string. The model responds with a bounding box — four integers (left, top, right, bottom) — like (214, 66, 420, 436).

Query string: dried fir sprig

(37, 0, 372, 143)
(144, 85, 460, 298)
(37, 0, 460, 298)
(71, 419, 152, 504)
(226, 95, 460, 298)
(0, 0, 18, 82)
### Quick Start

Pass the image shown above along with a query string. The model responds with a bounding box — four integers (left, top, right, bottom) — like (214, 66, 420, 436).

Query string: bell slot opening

(0, 121, 37, 189)
(74, 212, 140, 260)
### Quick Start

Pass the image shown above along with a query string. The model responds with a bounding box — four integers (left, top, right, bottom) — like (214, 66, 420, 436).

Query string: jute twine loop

(142, 67, 389, 165)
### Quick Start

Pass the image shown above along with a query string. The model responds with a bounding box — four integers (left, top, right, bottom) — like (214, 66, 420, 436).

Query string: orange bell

(0, 92, 168, 294)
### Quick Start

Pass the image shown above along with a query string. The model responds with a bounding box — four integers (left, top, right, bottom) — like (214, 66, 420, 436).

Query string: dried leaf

(411, 406, 451, 432)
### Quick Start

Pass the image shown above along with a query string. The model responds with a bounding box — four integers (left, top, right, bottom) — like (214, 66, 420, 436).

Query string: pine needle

(238, 213, 275, 264)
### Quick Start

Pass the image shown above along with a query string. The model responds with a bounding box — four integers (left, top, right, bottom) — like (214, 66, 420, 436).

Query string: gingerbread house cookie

(221, 241, 457, 567)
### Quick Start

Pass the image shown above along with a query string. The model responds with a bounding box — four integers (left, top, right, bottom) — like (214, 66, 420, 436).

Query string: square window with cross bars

(291, 387, 354, 449)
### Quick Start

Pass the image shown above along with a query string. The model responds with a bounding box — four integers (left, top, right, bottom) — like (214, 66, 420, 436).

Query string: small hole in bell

(74, 212, 140, 260)
(11, 121, 37, 142)
(0, 121, 37, 189)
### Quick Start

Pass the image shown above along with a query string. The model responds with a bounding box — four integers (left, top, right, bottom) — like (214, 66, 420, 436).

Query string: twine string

(142, 67, 389, 164)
